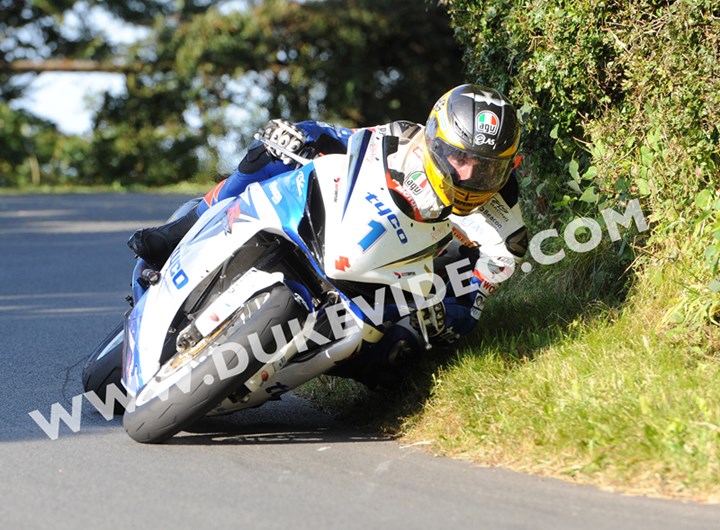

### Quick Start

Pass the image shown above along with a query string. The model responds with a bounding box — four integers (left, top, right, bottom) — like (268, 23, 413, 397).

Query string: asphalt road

(1, 193, 719, 529)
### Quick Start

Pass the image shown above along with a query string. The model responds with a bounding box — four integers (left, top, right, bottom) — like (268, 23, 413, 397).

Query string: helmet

(424, 84, 520, 216)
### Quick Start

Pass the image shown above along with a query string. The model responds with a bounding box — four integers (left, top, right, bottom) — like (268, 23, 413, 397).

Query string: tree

(1, 0, 465, 187)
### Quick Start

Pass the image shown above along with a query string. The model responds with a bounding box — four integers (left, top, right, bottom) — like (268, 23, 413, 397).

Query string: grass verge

(299, 255, 720, 502)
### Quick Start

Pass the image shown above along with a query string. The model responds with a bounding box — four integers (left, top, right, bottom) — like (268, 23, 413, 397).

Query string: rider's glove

(410, 302, 463, 346)
(410, 302, 447, 338)
(260, 119, 307, 165)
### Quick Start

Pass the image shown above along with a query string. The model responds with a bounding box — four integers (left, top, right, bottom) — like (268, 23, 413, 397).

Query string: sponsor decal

(470, 292, 487, 320)
(489, 196, 510, 219)
(296, 171, 306, 196)
(406, 171, 428, 196)
(365, 192, 408, 245)
(358, 219, 386, 252)
(472, 269, 497, 294)
(369, 139, 381, 160)
(333, 177, 341, 202)
(335, 256, 350, 271)
(387, 172, 423, 221)
(395, 121, 414, 133)
(265, 382, 290, 397)
(474, 134, 496, 147)
(476, 111, 499, 136)
(269, 181, 282, 204)
(168, 250, 188, 289)
(478, 206, 503, 230)
(451, 226, 478, 248)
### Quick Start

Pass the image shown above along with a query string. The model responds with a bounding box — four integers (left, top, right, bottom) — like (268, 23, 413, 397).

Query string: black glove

(409, 302, 462, 346)
(410, 302, 446, 338)
(260, 119, 307, 165)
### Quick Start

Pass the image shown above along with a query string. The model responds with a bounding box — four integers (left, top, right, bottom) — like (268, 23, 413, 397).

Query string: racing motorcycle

(82, 130, 453, 443)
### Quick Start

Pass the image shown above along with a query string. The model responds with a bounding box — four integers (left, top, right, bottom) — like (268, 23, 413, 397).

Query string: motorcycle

(83, 130, 453, 443)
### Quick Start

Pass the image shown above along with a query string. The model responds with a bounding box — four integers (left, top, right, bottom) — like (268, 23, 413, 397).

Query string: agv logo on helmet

(476, 111, 499, 136)
(475, 110, 500, 146)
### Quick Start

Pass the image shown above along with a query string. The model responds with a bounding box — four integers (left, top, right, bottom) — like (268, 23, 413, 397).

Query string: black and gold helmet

(424, 84, 520, 215)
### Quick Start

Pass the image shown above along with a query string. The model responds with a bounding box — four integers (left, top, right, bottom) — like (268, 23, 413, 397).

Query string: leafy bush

(442, 0, 720, 326)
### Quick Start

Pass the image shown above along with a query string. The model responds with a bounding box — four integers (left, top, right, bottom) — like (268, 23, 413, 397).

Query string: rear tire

(123, 285, 305, 443)
(82, 322, 126, 415)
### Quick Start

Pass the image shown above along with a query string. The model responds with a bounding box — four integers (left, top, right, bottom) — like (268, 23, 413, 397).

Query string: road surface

(1, 193, 718, 529)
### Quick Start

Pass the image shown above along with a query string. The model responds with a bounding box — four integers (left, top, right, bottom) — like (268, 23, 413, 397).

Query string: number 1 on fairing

(358, 219, 386, 252)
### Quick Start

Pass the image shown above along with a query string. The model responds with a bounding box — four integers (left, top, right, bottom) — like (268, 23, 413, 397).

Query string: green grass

(300, 255, 720, 502)
(408, 294, 720, 501)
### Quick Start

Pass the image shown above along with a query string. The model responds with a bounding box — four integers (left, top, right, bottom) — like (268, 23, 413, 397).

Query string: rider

(128, 84, 529, 387)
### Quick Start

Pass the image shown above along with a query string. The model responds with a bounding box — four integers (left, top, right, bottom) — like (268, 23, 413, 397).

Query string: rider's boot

(326, 325, 421, 389)
(127, 206, 200, 270)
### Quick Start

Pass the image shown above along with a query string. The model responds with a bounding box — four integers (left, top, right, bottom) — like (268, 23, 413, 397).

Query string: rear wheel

(82, 322, 126, 415)
(123, 285, 306, 443)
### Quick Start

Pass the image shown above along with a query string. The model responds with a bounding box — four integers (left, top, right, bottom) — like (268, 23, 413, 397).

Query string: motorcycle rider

(128, 84, 528, 387)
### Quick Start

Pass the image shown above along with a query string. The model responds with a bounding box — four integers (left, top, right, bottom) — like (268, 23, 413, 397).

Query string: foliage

(583, 0, 720, 326)
(302, 247, 720, 499)
(329, 0, 720, 498)
(0, 102, 92, 187)
(248, 0, 465, 124)
(1, 0, 463, 188)
(442, 0, 622, 220)
(441, 0, 720, 326)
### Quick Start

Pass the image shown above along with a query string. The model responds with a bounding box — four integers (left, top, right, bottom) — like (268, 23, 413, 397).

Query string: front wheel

(82, 321, 126, 415)
(123, 285, 306, 443)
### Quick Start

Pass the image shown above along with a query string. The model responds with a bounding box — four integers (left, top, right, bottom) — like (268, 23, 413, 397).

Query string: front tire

(123, 285, 306, 443)
(82, 321, 126, 415)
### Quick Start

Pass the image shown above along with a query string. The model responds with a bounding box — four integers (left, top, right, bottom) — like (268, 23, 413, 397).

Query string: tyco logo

(364, 192, 408, 245)
(168, 251, 188, 289)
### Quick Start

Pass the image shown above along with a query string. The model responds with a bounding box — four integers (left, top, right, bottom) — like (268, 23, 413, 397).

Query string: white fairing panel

(129, 186, 285, 393)
(315, 134, 452, 296)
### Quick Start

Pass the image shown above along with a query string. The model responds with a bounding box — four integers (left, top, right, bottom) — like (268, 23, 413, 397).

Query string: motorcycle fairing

(123, 130, 450, 401)
(315, 132, 453, 294)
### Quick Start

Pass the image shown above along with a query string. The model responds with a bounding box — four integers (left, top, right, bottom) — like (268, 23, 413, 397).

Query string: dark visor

(431, 139, 511, 192)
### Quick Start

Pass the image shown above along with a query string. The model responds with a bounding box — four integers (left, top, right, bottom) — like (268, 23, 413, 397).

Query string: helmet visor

(430, 138, 512, 192)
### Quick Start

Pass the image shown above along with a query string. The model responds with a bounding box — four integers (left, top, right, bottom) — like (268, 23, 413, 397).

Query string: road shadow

(166, 394, 393, 446)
